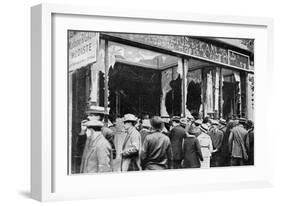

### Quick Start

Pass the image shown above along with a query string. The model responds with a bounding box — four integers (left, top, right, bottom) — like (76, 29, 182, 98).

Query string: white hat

(142, 119, 151, 128)
(123, 114, 137, 122)
(84, 119, 104, 127)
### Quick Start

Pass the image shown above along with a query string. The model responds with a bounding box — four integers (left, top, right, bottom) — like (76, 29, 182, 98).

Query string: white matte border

(31, 3, 274, 201)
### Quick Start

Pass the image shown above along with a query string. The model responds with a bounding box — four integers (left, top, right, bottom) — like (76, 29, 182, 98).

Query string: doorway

(222, 81, 239, 119)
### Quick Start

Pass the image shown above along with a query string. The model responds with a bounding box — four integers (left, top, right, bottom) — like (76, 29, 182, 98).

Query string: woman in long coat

(197, 124, 213, 168)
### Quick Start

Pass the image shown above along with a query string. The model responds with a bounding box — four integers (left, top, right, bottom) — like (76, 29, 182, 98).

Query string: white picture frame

(31, 3, 274, 202)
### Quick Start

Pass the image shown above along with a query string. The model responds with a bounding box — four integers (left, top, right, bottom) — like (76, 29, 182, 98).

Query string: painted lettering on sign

(69, 32, 99, 71)
(228, 50, 249, 69)
(106, 33, 250, 70)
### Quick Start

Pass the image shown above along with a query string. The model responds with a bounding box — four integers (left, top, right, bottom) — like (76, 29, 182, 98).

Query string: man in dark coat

(182, 126, 203, 168)
(209, 120, 224, 167)
(219, 119, 236, 167)
(141, 116, 173, 170)
(245, 120, 254, 165)
(169, 116, 186, 169)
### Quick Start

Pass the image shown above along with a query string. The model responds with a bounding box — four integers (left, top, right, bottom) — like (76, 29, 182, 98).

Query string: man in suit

(80, 119, 112, 173)
(120, 114, 142, 172)
(169, 116, 186, 169)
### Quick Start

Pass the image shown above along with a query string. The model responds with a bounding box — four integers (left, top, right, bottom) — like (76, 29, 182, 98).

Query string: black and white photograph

(68, 31, 255, 174)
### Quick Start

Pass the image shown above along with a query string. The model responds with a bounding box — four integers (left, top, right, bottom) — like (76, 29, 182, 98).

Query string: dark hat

(188, 124, 200, 135)
(150, 116, 163, 130)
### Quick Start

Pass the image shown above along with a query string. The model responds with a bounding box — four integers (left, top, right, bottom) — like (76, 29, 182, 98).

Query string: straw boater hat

(186, 113, 194, 120)
(171, 116, 181, 123)
(161, 115, 170, 124)
(219, 118, 227, 126)
(180, 118, 188, 127)
(194, 119, 203, 126)
(123, 114, 138, 123)
(84, 119, 104, 128)
(238, 117, 247, 124)
(200, 124, 209, 134)
(211, 119, 219, 125)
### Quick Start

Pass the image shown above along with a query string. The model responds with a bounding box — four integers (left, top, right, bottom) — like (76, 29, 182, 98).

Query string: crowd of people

(77, 106, 254, 173)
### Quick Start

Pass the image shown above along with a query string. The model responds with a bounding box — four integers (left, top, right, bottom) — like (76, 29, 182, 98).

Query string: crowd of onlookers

(77, 106, 254, 173)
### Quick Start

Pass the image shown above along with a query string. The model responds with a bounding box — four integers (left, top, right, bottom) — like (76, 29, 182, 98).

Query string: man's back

(141, 131, 172, 169)
(169, 126, 186, 160)
(229, 125, 248, 159)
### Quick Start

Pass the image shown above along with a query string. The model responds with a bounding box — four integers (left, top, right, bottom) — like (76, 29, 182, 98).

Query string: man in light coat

(228, 119, 248, 166)
(80, 119, 112, 173)
(121, 114, 142, 171)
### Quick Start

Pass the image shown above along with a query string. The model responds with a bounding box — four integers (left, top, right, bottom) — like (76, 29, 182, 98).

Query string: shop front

(68, 31, 254, 173)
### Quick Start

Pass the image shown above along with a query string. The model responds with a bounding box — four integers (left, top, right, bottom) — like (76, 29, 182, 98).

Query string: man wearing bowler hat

(80, 119, 112, 173)
(120, 114, 142, 171)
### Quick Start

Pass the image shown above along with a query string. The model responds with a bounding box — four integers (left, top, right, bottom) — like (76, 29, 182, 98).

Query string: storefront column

(247, 73, 254, 120)
(104, 40, 109, 122)
(218, 67, 223, 118)
(201, 69, 206, 118)
(89, 64, 98, 105)
(181, 58, 189, 117)
(245, 73, 248, 118)
(214, 67, 220, 119)
(68, 71, 73, 174)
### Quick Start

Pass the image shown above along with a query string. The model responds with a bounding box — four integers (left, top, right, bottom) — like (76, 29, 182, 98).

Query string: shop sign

(105, 33, 250, 70)
(228, 50, 250, 70)
(69, 32, 99, 71)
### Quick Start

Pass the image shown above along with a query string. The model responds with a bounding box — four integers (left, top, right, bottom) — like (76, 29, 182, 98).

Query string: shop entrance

(222, 81, 239, 119)
(108, 62, 161, 119)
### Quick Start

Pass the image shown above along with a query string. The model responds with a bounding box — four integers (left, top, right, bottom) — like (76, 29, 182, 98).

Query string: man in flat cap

(141, 116, 173, 170)
(120, 114, 142, 171)
(80, 119, 112, 173)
